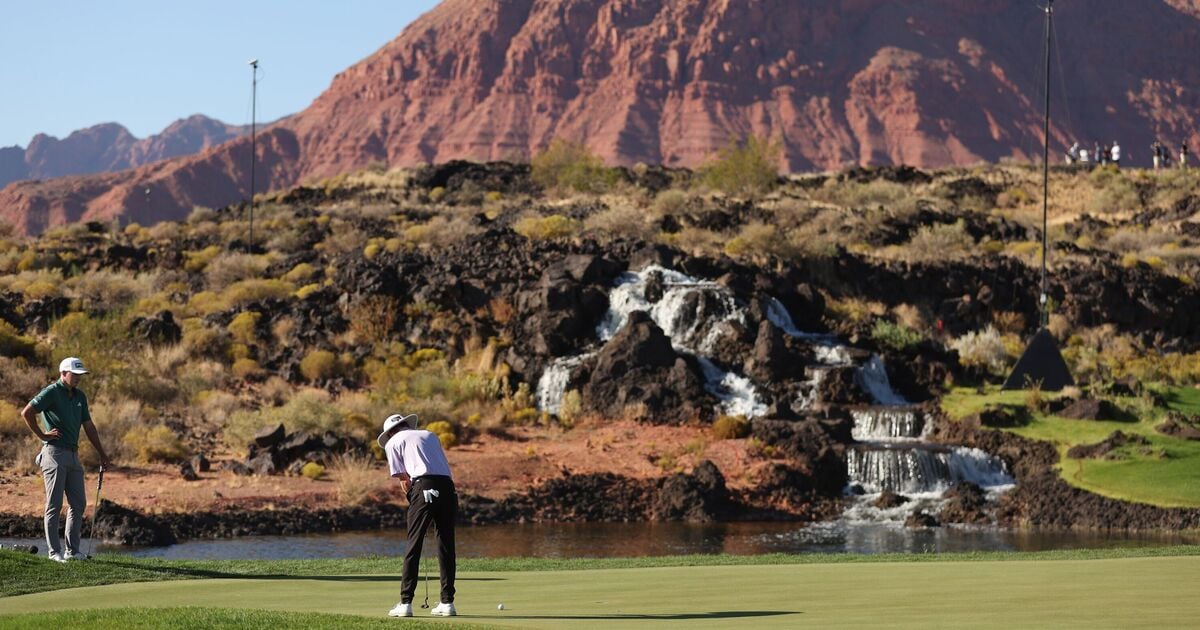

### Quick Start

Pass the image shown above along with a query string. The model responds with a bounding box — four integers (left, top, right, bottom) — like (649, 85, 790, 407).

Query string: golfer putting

(379, 413, 458, 618)
(21, 357, 110, 562)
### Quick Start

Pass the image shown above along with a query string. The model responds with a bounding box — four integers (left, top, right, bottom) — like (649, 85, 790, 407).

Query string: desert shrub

(260, 376, 292, 407)
(181, 321, 229, 360)
(176, 360, 227, 403)
(81, 398, 143, 466)
(712, 415, 751, 439)
(122, 424, 188, 463)
(205, 253, 271, 290)
(0, 399, 35, 468)
(48, 313, 129, 377)
(651, 189, 691, 217)
(724, 222, 793, 260)
(892, 303, 928, 333)
(871, 320, 924, 352)
(346, 296, 399, 345)
(283, 262, 317, 284)
(222, 279, 295, 307)
(513, 214, 581, 241)
(820, 179, 909, 209)
(106, 365, 180, 406)
(1090, 166, 1140, 214)
(0, 356, 49, 403)
(65, 270, 147, 314)
(300, 350, 339, 382)
(319, 222, 368, 254)
(558, 389, 583, 427)
(660, 226, 724, 257)
(425, 420, 458, 449)
(330, 453, 387, 506)
(184, 245, 222, 272)
(301, 461, 326, 480)
(193, 389, 241, 426)
(531, 139, 620, 194)
(0, 321, 41, 361)
(699, 135, 780, 198)
(295, 283, 321, 300)
(223, 388, 344, 448)
(950, 326, 1009, 374)
(903, 220, 974, 261)
(992, 311, 1026, 335)
(826, 296, 887, 323)
(583, 203, 652, 239)
(227, 311, 262, 346)
(232, 358, 262, 380)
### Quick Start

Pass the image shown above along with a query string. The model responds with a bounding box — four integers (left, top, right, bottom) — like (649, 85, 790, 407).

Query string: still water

(5, 522, 1195, 560)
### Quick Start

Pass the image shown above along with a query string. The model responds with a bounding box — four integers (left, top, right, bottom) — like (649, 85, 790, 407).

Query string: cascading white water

(850, 408, 929, 442)
(593, 265, 766, 417)
(765, 297, 852, 366)
(535, 354, 592, 416)
(846, 446, 1012, 495)
(856, 355, 908, 405)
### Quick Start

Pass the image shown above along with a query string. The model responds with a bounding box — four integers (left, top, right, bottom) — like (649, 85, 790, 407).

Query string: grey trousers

(38, 444, 86, 557)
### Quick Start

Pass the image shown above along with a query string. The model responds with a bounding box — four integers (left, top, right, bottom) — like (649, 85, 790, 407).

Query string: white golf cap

(59, 357, 88, 374)
(377, 413, 418, 448)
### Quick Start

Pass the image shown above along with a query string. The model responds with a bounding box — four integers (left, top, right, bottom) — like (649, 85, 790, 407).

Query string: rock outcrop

(5, 0, 1200, 232)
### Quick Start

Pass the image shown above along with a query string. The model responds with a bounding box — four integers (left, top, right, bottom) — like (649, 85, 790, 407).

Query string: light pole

(248, 58, 258, 250)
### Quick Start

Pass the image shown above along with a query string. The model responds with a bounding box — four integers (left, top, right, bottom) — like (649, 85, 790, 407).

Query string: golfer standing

(21, 357, 109, 562)
(380, 413, 458, 617)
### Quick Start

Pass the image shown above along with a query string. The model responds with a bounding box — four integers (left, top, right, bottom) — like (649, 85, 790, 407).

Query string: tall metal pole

(1040, 1, 1052, 328)
(249, 59, 258, 250)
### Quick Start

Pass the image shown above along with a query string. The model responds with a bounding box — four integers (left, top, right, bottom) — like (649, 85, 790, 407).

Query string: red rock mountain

(0, 115, 249, 191)
(3, 0, 1199, 233)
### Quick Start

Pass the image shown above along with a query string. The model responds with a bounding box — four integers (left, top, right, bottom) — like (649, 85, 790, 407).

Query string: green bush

(531, 139, 620, 194)
(300, 350, 339, 382)
(222, 279, 295, 308)
(711, 415, 751, 440)
(228, 311, 262, 346)
(301, 461, 326, 480)
(0, 321, 40, 361)
(232, 358, 262, 380)
(871, 320, 924, 352)
(699, 135, 779, 198)
(425, 420, 458, 448)
(513, 214, 581, 241)
(122, 424, 188, 463)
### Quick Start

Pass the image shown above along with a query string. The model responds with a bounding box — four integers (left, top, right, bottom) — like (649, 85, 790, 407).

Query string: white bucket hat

(377, 413, 419, 448)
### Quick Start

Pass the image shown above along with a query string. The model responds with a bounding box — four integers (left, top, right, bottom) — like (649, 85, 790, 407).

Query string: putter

(421, 531, 430, 609)
(85, 466, 105, 559)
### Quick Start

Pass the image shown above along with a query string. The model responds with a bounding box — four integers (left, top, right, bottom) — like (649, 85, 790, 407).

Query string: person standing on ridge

(1182, 141, 1190, 169)
(21, 357, 110, 562)
(381, 413, 459, 618)
(1111, 141, 1121, 168)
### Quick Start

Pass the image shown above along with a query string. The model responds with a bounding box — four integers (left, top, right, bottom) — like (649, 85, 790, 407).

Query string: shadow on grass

(471, 611, 798, 621)
(95, 558, 503, 583)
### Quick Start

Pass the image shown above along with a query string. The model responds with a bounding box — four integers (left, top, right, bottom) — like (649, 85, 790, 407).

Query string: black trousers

(401, 475, 457, 604)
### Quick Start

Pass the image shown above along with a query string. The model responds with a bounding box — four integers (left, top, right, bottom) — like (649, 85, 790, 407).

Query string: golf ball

(497, 603, 504, 610)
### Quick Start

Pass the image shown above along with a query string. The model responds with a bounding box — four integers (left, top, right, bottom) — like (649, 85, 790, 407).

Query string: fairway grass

(2, 551, 1200, 628)
(941, 386, 1200, 507)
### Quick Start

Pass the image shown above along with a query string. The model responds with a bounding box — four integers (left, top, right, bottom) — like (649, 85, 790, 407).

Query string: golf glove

(422, 489, 440, 503)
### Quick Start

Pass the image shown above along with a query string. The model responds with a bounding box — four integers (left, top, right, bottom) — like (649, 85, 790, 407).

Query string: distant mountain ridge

(2, 0, 1199, 234)
(0, 114, 249, 189)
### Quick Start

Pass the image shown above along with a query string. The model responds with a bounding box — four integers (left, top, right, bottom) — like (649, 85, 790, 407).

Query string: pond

(5, 521, 1195, 560)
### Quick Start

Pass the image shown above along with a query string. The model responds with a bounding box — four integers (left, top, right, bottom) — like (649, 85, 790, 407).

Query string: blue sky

(0, 1, 442, 148)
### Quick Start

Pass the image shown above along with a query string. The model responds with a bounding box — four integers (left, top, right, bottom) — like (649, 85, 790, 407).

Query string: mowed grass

(941, 386, 1200, 507)
(2, 549, 1200, 628)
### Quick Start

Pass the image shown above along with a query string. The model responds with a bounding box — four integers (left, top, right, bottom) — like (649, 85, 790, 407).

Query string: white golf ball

(497, 603, 504, 610)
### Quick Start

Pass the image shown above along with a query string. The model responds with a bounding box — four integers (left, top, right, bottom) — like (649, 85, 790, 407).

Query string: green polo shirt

(29, 380, 91, 450)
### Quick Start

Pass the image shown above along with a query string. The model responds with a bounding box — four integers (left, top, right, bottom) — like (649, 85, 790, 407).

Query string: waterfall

(593, 265, 766, 417)
(856, 355, 908, 405)
(535, 354, 591, 416)
(766, 297, 852, 366)
(850, 408, 929, 442)
(846, 446, 1012, 495)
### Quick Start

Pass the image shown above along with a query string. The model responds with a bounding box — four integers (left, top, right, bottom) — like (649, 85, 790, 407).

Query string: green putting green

(2, 555, 1199, 628)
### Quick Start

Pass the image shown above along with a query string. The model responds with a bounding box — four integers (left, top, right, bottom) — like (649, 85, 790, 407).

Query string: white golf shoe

(430, 602, 457, 617)
(48, 552, 68, 563)
(387, 602, 413, 617)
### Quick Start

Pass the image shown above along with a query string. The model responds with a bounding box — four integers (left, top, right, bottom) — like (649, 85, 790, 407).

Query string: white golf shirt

(385, 429, 453, 479)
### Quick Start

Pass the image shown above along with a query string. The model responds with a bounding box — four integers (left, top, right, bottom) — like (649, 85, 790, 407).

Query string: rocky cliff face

(0, 115, 248, 189)
(3, 0, 1199, 233)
